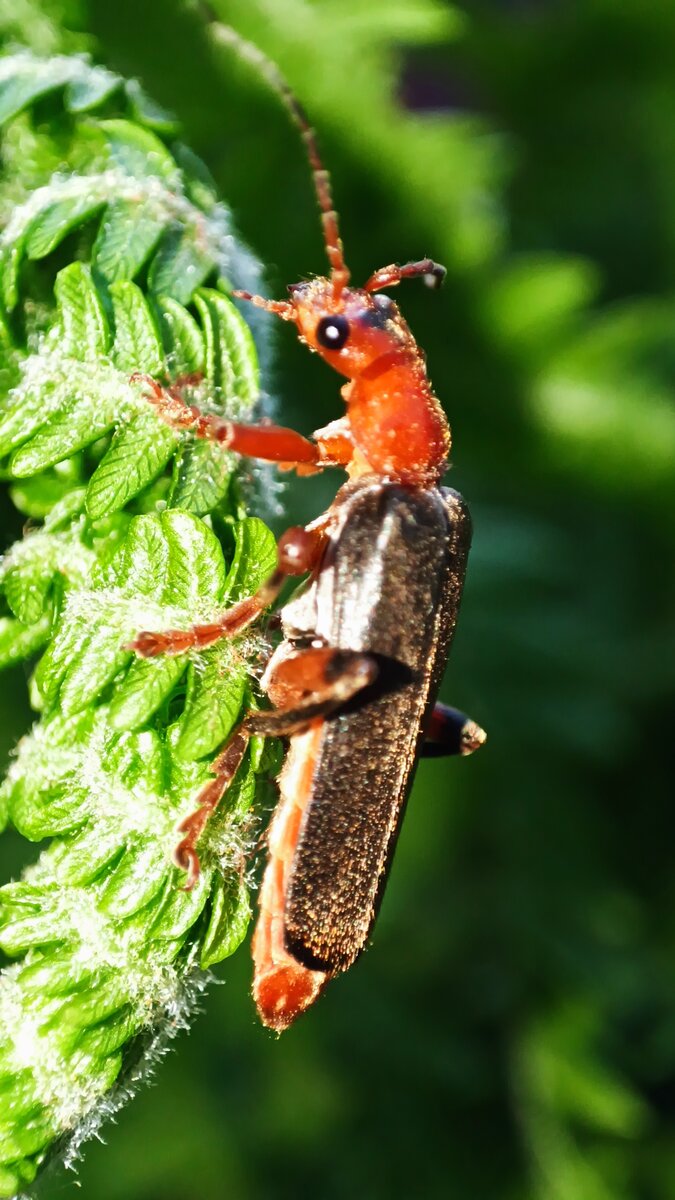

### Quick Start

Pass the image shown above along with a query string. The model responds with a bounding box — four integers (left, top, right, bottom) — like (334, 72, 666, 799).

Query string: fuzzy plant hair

(0, 32, 282, 1200)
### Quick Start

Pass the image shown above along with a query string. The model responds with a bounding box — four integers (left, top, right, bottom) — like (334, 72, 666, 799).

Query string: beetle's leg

(130, 373, 352, 474)
(308, 418, 353, 469)
(173, 645, 378, 888)
(129, 523, 326, 657)
(255, 645, 378, 736)
(173, 726, 251, 889)
(363, 258, 446, 293)
(421, 702, 487, 758)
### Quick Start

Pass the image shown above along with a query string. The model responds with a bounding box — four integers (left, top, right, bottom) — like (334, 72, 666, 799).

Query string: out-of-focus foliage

(0, 0, 673, 1197)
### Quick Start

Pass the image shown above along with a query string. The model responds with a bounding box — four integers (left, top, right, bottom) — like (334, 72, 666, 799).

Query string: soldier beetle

(130, 25, 486, 1032)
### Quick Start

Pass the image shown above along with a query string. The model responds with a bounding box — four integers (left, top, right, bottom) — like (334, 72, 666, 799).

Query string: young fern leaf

(0, 43, 278, 1197)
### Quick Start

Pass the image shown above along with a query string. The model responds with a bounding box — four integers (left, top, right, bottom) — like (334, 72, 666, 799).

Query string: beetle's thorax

(289, 278, 450, 486)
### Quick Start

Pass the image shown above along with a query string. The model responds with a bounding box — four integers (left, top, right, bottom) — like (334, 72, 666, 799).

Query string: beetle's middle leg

(129, 523, 326, 658)
(173, 644, 378, 888)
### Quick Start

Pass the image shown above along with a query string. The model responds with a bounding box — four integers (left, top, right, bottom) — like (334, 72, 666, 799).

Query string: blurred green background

(2, 0, 675, 1197)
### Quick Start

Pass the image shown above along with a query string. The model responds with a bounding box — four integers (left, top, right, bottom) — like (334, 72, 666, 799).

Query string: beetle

(129, 25, 486, 1032)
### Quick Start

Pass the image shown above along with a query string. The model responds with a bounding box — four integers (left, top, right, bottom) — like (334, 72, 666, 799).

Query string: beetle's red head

(235, 262, 445, 381)
(285, 279, 410, 378)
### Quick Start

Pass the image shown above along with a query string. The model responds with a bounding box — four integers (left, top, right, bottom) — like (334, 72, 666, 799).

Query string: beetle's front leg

(173, 644, 378, 888)
(131, 374, 353, 473)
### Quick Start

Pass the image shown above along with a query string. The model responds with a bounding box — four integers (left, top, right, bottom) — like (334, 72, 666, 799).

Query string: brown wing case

(283, 482, 471, 973)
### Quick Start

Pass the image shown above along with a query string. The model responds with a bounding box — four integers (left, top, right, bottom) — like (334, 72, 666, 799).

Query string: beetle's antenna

(364, 259, 447, 293)
(229, 293, 296, 320)
(202, 13, 350, 301)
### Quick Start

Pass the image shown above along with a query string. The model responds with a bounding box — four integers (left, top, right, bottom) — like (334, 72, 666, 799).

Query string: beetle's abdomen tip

(254, 962, 327, 1033)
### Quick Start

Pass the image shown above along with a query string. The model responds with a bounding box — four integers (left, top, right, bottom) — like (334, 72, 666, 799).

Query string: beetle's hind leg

(421, 702, 487, 758)
(173, 644, 378, 889)
(173, 727, 251, 889)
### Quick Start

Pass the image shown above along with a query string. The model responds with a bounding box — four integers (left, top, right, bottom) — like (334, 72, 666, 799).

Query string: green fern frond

(0, 40, 278, 1197)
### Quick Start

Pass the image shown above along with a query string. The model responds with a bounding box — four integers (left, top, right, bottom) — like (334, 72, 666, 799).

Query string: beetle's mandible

(129, 22, 486, 1032)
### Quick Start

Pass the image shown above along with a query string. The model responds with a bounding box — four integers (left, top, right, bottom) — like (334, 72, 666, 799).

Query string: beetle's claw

(173, 836, 200, 891)
(460, 719, 487, 756)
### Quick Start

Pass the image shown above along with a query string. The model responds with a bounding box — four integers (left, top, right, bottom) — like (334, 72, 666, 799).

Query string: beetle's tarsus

(460, 719, 487, 756)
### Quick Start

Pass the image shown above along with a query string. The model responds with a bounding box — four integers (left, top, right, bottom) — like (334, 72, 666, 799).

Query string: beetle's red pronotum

(130, 24, 486, 1032)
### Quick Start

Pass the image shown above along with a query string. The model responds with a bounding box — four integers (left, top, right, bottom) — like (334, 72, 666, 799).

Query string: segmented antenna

(203, 14, 350, 300)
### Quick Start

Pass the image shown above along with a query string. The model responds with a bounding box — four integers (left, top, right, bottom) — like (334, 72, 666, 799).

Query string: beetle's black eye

(316, 314, 350, 351)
